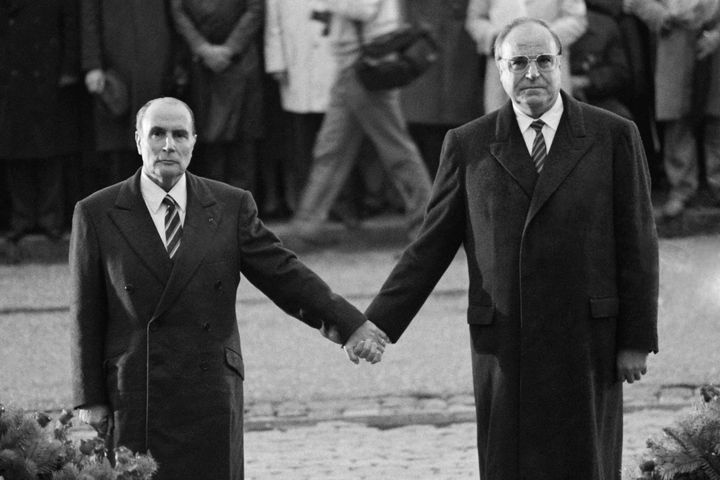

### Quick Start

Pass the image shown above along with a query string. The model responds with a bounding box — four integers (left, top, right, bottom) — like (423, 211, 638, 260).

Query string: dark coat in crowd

(401, 0, 483, 125)
(366, 92, 659, 480)
(70, 170, 366, 480)
(171, 0, 264, 143)
(571, 8, 633, 118)
(80, 0, 174, 151)
(0, 0, 80, 159)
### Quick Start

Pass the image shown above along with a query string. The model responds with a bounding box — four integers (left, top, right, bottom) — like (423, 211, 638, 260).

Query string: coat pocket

(589, 296, 620, 318)
(224, 347, 244, 380)
(467, 303, 494, 325)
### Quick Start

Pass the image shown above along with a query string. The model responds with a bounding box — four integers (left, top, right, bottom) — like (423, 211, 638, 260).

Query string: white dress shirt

(513, 94, 564, 157)
(140, 172, 187, 247)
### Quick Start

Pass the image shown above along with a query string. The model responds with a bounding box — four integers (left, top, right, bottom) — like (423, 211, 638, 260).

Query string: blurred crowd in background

(1, 0, 720, 243)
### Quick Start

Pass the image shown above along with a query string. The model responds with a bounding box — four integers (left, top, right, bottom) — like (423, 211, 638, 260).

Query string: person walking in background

(360, 18, 659, 479)
(570, 0, 634, 118)
(0, 0, 81, 245)
(627, 0, 720, 219)
(465, 0, 587, 113)
(71, 97, 388, 480)
(289, 0, 433, 244)
(81, 0, 175, 185)
(401, 0, 484, 177)
(170, 0, 264, 193)
(264, 0, 337, 213)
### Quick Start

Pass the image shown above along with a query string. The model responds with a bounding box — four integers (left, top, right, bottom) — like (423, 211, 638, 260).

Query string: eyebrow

(148, 126, 189, 135)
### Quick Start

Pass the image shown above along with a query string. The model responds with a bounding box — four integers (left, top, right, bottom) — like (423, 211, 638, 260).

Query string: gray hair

(493, 17, 563, 61)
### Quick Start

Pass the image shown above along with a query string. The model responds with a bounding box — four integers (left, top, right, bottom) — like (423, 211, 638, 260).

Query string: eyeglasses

(499, 54, 561, 73)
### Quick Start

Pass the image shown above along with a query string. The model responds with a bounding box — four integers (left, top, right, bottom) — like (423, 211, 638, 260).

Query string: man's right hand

(85, 69, 106, 94)
(77, 404, 112, 436)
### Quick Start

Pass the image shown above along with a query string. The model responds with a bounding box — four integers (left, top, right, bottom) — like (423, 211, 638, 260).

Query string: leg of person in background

(5, 158, 36, 243)
(704, 115, 720, 205)
(660, 118, 698, 218)
(285, 113, 324, 213)
(36, 156, 64, 240)
(226, 137, 258, 194)
(291, 70, 365, 241)
(193, 143, 226, 182)
(345, 75, 432, 239)
(408, 123, 449, 180)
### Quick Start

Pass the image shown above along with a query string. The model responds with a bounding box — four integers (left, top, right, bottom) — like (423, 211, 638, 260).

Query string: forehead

(142, 101, 193, 131)
(500, 23, 557, 56)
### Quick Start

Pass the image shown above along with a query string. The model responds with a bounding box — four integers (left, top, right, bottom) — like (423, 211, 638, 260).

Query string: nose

(162, 134, 176, 152)
(524, 60, 541, 79)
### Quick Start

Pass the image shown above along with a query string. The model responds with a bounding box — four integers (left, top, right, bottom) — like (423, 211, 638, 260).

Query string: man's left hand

(617, 349, 648, 383)
(343, 320, 390, 365)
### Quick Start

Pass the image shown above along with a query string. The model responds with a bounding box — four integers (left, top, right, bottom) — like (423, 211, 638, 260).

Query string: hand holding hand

(343, 320, 390, 364)
(617, 349, 648, 383)
(696, 29, 720, 60)
(198, 44, 233, 73)
(77, 404, 112, 436)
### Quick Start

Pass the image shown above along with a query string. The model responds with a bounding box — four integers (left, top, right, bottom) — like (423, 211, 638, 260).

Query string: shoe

(43, 227, 64, 242)
(661, 197, 686, 218)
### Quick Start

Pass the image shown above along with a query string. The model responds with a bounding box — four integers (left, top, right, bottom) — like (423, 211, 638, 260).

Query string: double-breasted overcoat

(70, 171, 366, 480)
(366, 92, 659, 480)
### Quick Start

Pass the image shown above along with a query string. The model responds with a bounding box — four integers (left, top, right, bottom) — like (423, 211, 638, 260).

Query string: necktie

(530, 119, 547, 173)
(162, 195, 182, 259)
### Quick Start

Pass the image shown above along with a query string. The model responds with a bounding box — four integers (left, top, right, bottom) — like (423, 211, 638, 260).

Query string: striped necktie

(530, 119, 547, 173)
(162, 195, 182, 259)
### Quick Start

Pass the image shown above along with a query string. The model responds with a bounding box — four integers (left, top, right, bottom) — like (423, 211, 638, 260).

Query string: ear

(135, 131, 142, 155)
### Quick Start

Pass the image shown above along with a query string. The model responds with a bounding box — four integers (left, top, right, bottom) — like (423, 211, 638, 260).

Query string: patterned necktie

(162, 195, 182, 259)
(530, 119, 547, 173)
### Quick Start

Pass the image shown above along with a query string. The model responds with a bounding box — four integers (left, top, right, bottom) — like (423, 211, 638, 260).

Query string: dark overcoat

(80, 0, 174, 151)
(400, 0, 484, 125)
(366, 92, 659, 480)
(0, 0, 80, 159)
(70, 171, 365, 480)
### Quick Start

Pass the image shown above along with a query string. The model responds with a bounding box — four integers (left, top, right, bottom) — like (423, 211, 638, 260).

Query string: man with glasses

(360, 17, 659, 479)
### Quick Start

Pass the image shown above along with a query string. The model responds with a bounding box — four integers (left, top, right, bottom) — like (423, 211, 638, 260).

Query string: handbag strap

(352, 0, 410, 46)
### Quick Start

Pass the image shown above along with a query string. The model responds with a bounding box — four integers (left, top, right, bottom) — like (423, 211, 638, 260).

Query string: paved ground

(1, 219, 718, 479)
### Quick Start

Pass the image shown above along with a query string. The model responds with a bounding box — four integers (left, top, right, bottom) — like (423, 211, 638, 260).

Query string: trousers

(294, 66, 432, 235)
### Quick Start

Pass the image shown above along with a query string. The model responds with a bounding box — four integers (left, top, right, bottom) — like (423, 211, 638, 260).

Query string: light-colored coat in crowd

(264, 0, 337, 113)
(465, 0, 587, 112)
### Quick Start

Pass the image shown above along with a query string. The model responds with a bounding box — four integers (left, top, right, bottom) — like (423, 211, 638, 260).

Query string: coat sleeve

(61, 0, 81, 79)
(223, 0, 263, 57)
(69, 202, 110, 409)
(236, 192, 366, 345)
(624, 0, 669, 33)
(550, 0, 587, 48)
(612, 120, 659, 353)
(169, 0, 209, 55)
(264, 0, 287, 73)
(465, 0, 500, 55)
(79, 0, 102, 71)
(365, 130, 466, 342)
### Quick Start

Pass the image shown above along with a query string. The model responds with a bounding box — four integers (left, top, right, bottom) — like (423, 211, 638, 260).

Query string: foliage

(0, 404, 157, 480)
(638, 385, 720, 480)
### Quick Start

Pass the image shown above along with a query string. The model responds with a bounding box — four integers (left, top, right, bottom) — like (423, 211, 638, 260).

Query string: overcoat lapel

(151, 173, 221, 321)
(525, 92, 593, 226)
(490, 102, 538, 198)
(108, 171, 173, 284)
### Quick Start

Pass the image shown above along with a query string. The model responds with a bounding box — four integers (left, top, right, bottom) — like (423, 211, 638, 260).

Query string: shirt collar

(513, 93, 564, 133)
(140, 171, 188, 214)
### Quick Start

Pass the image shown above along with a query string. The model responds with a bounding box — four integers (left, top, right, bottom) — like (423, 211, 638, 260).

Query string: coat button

(202, 322, 211, 331)
(149, 323, 160, 332)
(214, 280, 223, 291)
(124, 284, 135, 293)
(199, 361, 209, 371)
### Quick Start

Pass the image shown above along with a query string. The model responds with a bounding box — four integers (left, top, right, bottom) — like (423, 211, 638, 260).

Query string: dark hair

(135, 97, 196, 135)
(493, 17, 563, 61)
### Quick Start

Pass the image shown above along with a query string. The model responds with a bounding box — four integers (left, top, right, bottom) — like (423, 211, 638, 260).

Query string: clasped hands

(343, 320, 390, 365)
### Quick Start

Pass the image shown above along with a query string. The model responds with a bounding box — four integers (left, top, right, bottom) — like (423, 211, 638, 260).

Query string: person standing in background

(170, 0, 264, 193)
(465, 0, 587, 113)
(627, 0, 720, 218)
(401, 0, 484, 177)
(0, 0, 81, 245)
(81, 0, 175, 185)
(264, 0, 337, 213)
